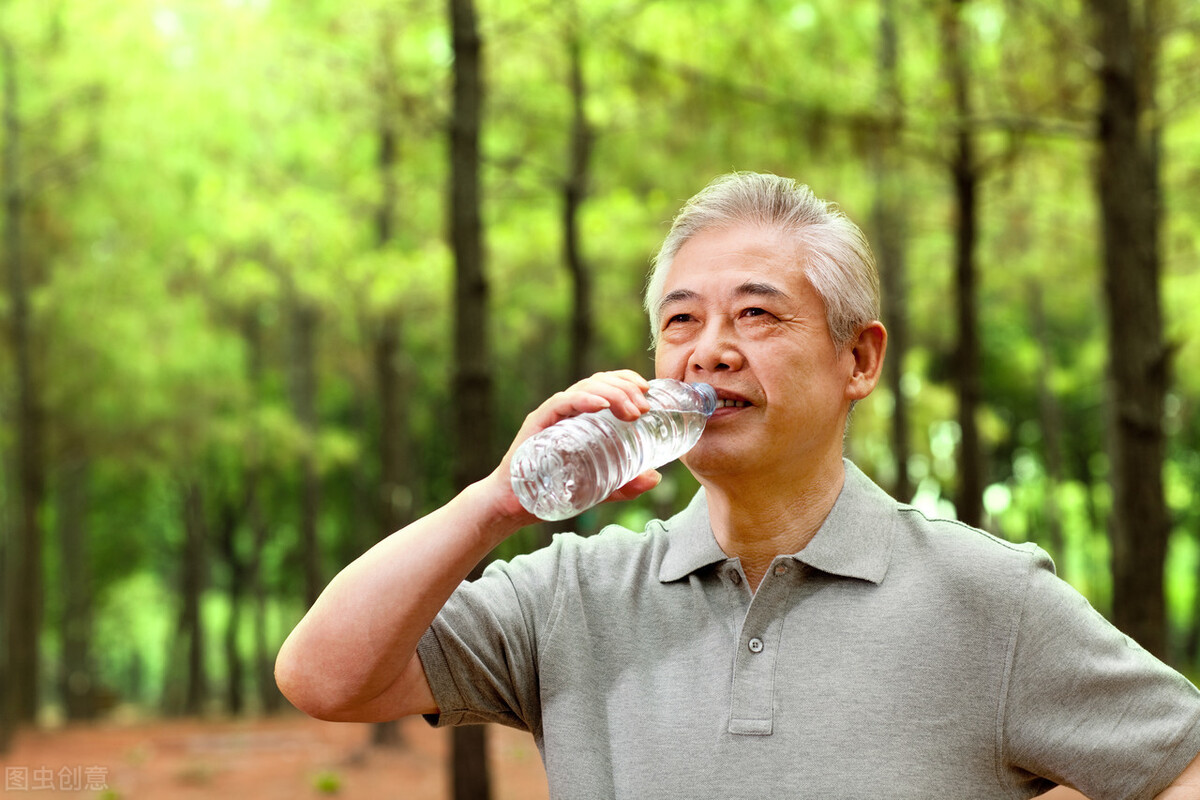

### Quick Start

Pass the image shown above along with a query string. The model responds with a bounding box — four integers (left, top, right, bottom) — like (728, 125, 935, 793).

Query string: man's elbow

(274, 638, 351, 721)
(275, 643, 328, 719)
(275, 641, 427, 723)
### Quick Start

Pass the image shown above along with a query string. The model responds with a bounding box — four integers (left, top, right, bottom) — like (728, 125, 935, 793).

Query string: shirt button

(728, 569, 742, 586)
(774, 563, 789, 576)
(748, 637, 764, 654)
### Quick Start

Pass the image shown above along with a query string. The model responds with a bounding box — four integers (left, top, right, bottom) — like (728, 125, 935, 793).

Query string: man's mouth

(717, 398, 751, 409)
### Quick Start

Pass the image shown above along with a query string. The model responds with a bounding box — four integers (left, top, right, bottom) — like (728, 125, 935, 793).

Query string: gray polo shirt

(418, 460, 1200, 799)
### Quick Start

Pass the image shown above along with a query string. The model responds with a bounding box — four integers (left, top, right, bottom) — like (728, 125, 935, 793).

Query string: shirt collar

(793, 460, 896, 584)
(657, 460, 896, 585)
(656, 490, 728, 582)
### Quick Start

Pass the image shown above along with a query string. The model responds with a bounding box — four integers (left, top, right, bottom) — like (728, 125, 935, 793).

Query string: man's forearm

(274, 477, 527, 719)
(1157, 752, 1200, 800)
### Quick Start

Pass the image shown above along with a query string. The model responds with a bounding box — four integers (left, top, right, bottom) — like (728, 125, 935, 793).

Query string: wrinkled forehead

(652, 226, 808, 314)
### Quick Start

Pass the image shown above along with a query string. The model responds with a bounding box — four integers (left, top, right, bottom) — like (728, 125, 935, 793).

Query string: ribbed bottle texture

(510, 379, 718, 521)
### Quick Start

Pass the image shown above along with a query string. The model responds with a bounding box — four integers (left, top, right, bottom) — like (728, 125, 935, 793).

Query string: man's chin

(681, 443, 748, 481)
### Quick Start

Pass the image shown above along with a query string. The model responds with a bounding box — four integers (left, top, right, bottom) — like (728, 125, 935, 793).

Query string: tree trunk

(173, 480, 209, 716)
(1188, 554, 1200, 667)
(1028, 282, 1067, 571)
(57, 460, 96, 720)
(370, 309, 410, 753)
(1089, 0, 1169, 659)
(940, 0, 985, 528)
(562, 24, 593, 384)
(290, 298, 322, 607)
(242, 310, 284, 713)
(872, 0, 912, 502)
(374, 12, 400, 251)
(371, 20, 410, 744)
(0, 515, 9, 751)
(216, 501, 245, 715)
(449, 0, 493, 796)
(249, 491, 281, 714)
(374, 315, 412, 542)
(0, 484, 9, 752)
(449, 0, 491, 555)
(2, 35, 46, 726)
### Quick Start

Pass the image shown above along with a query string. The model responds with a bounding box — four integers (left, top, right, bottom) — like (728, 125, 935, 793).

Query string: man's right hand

(479, 369, 664, 524)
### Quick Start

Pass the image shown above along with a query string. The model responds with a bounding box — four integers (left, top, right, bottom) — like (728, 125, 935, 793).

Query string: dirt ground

(2, 713, 1093, 799)
(1, 713, 549, 799)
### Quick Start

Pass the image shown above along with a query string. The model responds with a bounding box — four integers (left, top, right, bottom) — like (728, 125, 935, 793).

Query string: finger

(503, 371, 651, 468)
(508, 379, 621, 446)
(605, 469, 662, 504)
(544, 373, 642, 422)
(544, 388, 613, 421)
(579, 371, 650, 420)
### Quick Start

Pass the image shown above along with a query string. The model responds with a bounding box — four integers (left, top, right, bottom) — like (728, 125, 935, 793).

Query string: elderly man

(277, 173, 1200, 798)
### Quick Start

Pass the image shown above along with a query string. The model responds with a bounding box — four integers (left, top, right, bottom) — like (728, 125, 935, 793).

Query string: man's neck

(701, 456, 846, 591)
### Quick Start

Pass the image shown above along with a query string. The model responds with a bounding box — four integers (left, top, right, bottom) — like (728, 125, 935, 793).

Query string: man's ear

(846, 321, 887, 402)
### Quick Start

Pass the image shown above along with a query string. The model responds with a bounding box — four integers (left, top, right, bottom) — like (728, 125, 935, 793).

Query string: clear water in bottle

(510, 379, 718, 521)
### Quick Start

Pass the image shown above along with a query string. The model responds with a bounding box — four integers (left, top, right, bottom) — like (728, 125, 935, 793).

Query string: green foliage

(311, 769, 343, 795)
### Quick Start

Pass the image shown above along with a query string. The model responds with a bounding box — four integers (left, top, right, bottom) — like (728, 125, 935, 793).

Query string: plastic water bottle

(510, 379, 718, 521)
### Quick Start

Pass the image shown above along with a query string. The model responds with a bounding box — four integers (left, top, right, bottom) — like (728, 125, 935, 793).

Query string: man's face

(652, 223, 863, 483)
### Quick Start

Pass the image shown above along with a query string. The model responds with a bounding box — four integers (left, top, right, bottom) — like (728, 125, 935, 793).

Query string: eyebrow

(657, 288, 700, 311)
(733, 281, 790, 301)
(656, 281, 791, 316)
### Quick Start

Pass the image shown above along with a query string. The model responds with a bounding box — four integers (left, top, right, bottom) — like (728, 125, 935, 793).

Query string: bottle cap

(691, 383, 717, 416)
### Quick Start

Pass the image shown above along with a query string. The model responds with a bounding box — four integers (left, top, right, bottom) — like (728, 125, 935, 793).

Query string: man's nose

(690, 321, 744, 373)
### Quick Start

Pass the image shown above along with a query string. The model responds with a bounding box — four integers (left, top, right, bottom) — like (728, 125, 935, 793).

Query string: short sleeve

(1002, 553, 1200, 800)
(416, 541, 563, 735)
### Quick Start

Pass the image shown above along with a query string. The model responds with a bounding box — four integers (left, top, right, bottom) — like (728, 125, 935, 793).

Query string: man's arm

(1157, 751, 1200, 799)
(274, 371, 656, 722)
(274, 479, 525, 721)
(1039, 752, 1200, 800)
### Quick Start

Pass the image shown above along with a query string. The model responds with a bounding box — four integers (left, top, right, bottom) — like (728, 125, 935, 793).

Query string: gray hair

(644, 172, 880, 349)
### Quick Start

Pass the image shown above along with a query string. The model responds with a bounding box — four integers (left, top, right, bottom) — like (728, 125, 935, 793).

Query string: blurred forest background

(1, 0, 1198, 789)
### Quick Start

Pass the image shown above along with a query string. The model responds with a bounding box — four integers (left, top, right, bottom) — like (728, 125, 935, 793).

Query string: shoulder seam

(897, 506, 1040, 556)
(993, 550, 1042, 795)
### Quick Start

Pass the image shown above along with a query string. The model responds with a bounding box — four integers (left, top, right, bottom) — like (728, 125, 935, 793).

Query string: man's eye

(741, 307, 769, 318)
(666, 313, 693, 324)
